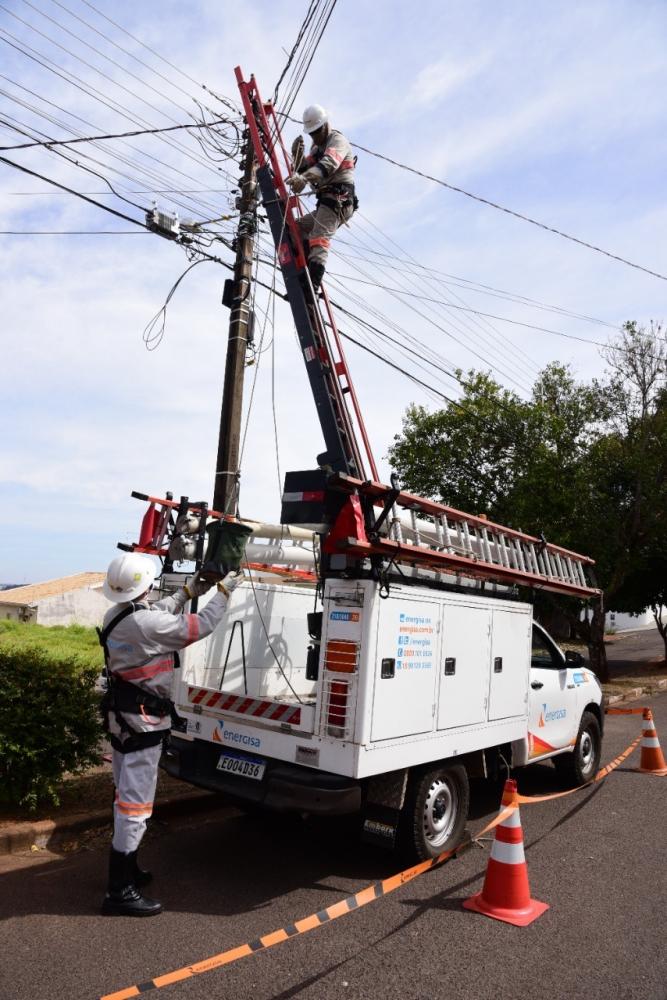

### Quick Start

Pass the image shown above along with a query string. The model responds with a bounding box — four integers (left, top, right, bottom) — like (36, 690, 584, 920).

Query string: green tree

(388, 325, 666, 683)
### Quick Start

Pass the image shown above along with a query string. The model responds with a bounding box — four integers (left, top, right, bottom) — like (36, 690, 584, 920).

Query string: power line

(335, 218, 538, 389)
(272, 0, 319, 105)
(0, 229, 148, 234)
(0, 66, 242, 224)
(278, 110, 667, 283)
(275, 0, 339, 118)
(352, 210, 541, 380)
(351, 141, 667, 284)
(0, 27, 238, 187)
(325, 272, 620, 350)
(0, 118, 233, 150)
(21, 0, 200, 123)
(46, 0, 213, 107)
(78, 0, 207, 93)
(332, 240, 617, 330)
(0, 152, 150, 226)
(2, 188, 231, 194)
(0, 81, 236, 221)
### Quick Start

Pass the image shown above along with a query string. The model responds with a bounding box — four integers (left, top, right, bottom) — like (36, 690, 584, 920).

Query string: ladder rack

(330, 473, 599, 599)
(235, 67, 377, 482)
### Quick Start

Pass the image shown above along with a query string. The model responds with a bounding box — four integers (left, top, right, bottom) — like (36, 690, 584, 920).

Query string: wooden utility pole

(213, 131, 258, 514)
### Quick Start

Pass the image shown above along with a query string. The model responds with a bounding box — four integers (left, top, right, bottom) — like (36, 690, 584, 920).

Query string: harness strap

(97, 603, 184, 753)
(97, 604, 138, 657)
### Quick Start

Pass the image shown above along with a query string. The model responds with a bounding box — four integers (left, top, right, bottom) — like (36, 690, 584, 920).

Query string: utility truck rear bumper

(162, 736, 362, 815)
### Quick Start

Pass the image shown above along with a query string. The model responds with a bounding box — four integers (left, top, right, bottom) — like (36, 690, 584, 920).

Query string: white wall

(35, 587, 113, 627)
(606, 609, 655, 632)
(0, 603, 35, 622)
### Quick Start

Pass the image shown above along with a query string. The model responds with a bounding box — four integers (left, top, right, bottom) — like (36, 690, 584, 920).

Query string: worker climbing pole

(235, 66, 376, 484)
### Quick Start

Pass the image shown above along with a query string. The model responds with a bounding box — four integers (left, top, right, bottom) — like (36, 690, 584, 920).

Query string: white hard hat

(103, 553, 156, 603)
(302, 104, 328, 134)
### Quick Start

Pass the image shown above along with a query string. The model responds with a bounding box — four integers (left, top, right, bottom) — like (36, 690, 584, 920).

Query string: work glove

(291, 135, 305, 168)
(286, 173, 307, 194)
(183, 572, 213, 600)
(217, 570, 244, 598)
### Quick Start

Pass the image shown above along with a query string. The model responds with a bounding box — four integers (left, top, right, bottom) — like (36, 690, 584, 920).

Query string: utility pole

(213, 130, 258, 515)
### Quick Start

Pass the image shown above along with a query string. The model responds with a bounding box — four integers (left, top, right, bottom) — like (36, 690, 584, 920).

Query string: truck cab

(525, 622, 603, 784)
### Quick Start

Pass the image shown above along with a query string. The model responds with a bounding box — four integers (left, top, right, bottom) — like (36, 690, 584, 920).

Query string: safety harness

(97, 604, 184, 754)
(309, 130, 359, 215)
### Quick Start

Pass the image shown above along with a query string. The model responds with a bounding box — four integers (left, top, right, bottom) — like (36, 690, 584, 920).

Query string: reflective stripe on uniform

(309, 236, 331, 249)
(115, 796, 154, 816)
(187, 614, 200, 642)
(119, 658, 173, 682)
(325, 146, 343, 165)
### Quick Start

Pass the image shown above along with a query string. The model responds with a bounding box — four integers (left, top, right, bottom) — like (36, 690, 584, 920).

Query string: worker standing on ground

(98, 552, 242, 917)
(286, 104, 357, 292)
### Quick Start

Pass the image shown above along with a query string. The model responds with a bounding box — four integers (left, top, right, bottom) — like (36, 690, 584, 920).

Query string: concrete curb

(604, 677, 667, 707)
(0, 790, 221, 856)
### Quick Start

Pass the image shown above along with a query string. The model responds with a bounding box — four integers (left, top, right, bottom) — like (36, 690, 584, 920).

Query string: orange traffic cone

(463, 779, 549, 926)
(636, 708, 667, 775)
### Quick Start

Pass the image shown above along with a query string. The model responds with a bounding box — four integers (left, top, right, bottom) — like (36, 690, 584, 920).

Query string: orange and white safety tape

(98, 733, 642, 1000)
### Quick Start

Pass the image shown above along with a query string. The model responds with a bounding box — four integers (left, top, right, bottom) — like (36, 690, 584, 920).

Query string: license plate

(216, 750, 266, 781)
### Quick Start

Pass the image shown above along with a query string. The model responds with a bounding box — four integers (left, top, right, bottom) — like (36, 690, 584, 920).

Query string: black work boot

(101, 848, 162, 917)
(307, 259, 326, 294)
(133, 852, 152, 887)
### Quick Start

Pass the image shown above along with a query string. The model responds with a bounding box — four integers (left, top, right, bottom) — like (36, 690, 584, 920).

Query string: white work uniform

(297, 128, 355, 269)
(103, 589, 231, 853)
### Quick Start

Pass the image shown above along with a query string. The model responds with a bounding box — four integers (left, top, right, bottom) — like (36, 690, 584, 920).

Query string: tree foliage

(388, 322, 667, 678)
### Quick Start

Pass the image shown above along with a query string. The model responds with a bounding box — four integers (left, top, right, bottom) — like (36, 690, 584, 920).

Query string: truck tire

(553, 711, 601, 786)
(399, 764, 470, 863)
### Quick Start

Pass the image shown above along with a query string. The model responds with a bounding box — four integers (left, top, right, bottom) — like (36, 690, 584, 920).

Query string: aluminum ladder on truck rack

(235, 66, 377, 483)
(330, 473, 600, 599)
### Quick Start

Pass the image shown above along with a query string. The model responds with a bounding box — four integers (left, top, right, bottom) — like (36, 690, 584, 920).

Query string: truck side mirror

(565, 649, 584, 667)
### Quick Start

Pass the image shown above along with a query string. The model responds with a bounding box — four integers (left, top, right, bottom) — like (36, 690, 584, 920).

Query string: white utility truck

(161, 571, 603, 862)
(138, 70, 604, 863)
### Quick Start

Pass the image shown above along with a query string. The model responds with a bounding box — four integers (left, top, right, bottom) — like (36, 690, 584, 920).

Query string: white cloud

(1, 0, 666, 580)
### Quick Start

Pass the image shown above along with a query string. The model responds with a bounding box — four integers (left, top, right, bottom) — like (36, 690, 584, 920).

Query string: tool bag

(200, 519, 253, 580)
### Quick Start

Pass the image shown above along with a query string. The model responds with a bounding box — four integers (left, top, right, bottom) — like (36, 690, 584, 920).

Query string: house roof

(0, 573, 106, 606)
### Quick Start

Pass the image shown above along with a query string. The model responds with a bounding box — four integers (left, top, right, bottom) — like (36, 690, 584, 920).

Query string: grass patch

(0, 620, 103, 670)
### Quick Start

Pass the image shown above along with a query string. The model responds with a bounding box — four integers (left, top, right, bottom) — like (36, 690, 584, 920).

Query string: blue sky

(1, 0, 666, 583)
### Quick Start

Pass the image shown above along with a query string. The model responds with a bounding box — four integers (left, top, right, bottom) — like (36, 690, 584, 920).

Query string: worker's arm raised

(151, 572, 211, 613)
(138, 573, 242, 652)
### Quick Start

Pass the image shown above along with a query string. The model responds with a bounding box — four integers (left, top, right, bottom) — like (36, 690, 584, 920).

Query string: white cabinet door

(488, 610, 531, 721)
(437, 604, 490, 729)
(370, 598, 439, 742)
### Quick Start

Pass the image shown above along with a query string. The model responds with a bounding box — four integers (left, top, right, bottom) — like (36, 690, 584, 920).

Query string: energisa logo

(543, 703, 567, 722)
(218, 720, 261, 749)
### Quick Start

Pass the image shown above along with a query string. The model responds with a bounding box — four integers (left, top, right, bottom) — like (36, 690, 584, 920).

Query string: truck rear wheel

(399, 764, 469, 863)
(554, 711, 601, 786)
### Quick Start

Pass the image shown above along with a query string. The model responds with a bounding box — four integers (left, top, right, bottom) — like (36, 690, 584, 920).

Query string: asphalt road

(605, 626, 664, 674)
(1, 694, 665, 1000)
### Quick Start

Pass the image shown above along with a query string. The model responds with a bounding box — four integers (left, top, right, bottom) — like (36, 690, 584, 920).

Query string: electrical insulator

(168, 535, 198, 562)
(175, 513, 200, 535)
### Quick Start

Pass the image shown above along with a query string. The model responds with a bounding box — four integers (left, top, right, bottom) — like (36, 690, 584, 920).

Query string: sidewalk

(0, 765, 222, 856)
